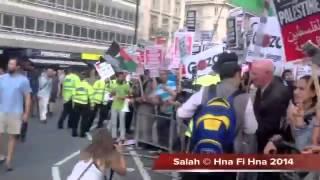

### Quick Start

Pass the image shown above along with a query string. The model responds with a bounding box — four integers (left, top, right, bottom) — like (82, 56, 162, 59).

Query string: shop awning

(29, 58, 88, 67)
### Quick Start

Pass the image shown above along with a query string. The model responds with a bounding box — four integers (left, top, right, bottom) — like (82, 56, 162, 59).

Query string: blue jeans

(293, 120, 314, 151)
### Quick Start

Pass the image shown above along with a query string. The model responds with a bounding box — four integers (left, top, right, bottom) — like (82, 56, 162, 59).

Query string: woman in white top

(67, 129, 127, 180)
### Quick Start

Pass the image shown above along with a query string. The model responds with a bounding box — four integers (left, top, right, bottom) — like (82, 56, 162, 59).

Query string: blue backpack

(191, 85, 243, 153)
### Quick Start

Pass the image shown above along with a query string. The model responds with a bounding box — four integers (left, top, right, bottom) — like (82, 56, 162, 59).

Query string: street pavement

(0, 101, 175, 180)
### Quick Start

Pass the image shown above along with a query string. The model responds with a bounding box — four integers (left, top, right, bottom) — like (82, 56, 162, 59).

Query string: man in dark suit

(251, 60, 291, 180)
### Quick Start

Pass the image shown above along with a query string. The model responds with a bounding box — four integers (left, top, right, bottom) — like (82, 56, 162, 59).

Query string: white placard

(246, 17, 285, 76)
(183, 45, 224, 79)
(94, 62, 115, 80)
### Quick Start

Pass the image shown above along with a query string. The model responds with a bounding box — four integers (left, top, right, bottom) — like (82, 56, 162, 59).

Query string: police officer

(88, 78, 113, 129)
(58, 69, 80, 129)
(69, 72, 94, 137)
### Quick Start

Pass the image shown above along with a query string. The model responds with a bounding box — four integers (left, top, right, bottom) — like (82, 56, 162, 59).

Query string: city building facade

(0, 0, 137, 54)
(185, 0, 233, 43)
(138, 0, 185, 43)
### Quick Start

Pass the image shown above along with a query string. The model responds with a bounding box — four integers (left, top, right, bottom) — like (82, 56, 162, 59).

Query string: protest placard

(174, 32, 194, 61)
(94, 62, 115, 80)
(145, 45, 163, 70)
(246, 16, 285, 75)
(272, 0, 320, 62)
(183, 45, 224, 79)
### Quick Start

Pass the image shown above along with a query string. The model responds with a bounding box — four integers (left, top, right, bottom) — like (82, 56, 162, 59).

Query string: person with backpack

(177, 52, 258, 180)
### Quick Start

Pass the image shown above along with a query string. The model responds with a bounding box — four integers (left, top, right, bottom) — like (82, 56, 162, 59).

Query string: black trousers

(88, 102, 111, 129)
(125, 105, 134, 132)
(58, 101, 73, 128)
(69, 103, 90, 136)
(257, 132, 281, 180)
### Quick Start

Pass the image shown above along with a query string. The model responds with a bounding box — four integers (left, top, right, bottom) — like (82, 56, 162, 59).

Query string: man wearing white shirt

(177, 52, 257, 180)
(38, 68, 54, 123)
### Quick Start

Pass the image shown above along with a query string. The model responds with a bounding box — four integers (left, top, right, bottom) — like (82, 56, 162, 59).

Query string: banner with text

(153, 154, 320, 172)
(183, 45, 224, 79)
(145, 45, 163, 70)
(246, 16, 285, 75)
(94, 62, 115, 80)
(174, 32, 194, 61)
(273, 0, 320, 62)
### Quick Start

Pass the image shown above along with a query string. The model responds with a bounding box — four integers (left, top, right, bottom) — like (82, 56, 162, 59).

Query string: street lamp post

(133, 0, 140, 44)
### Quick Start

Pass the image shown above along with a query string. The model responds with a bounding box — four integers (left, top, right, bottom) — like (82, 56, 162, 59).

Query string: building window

(127, 36, 133, 44)
(73, 26, 80, 37)
(109, 32, 115, 41)
(104, 6, 110, 16)
(103, 32, 108, 41)
(3, 14, 13, 27)
(162, 18, 169, 30)
(215, 7, 219, 15)
(129, 12, 134, 21)
(96, 30, 102, 40)
(90, 1, 97, 13)
(121, 34, 126, 43)
(65, 24, 72, 35)
(75, 0, 81, 9)
(117, 9, 122, 19)
(81, 27, 87, 38)
(116, 33, 121, 42)
(111, 8, 116, 17)
(83, 0, 89, 11)
(66, 0, 73, 9)
(26, 17, 35, 30)
(56, 23, 63, 34)
(57, 0, 64, 7)
(14, 16, 24, 29)
(89, 29, 95, 39)
(98, 4, 104, 15)
(46, 21, 54, 32)
(124, 11, 128, 20)
(37, 19, 45, 31)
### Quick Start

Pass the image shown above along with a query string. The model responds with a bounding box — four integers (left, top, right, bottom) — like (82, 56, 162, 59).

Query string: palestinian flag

(116, 48, 137, 73)
(228, 0, 273, 16)
(104, 42, 138, 73)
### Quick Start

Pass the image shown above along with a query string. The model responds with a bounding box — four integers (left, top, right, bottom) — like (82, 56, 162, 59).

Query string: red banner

(273, 0, 320, 62)
(153, 154, 320, 172)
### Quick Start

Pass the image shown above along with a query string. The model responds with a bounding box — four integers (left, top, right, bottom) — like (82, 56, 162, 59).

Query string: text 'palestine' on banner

(272, 0, 320, 62)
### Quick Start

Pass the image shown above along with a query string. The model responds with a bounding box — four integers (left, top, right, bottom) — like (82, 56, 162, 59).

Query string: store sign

(81, 53, 102, 61)
(40, 51, 71, 59)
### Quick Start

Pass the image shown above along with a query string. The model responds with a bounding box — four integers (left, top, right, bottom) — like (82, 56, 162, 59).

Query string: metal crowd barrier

(134, 109, 184, 152)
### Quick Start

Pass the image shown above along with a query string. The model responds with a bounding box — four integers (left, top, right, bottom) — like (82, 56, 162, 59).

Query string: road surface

(0, 101, 176, 180)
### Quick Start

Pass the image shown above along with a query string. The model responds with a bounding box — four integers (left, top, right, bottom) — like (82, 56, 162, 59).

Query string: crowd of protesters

(0, 52, 320, 180)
